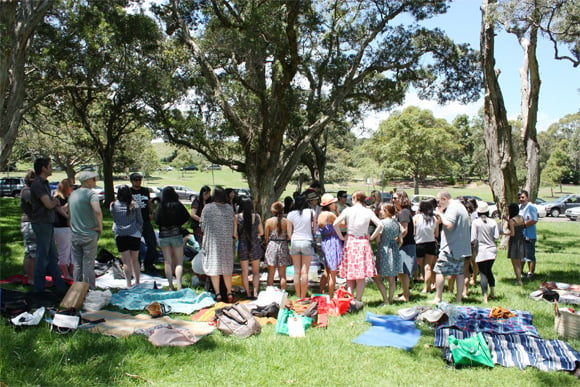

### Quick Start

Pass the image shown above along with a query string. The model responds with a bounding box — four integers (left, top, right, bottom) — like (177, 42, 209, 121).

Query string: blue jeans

(32, 223, 66, 292)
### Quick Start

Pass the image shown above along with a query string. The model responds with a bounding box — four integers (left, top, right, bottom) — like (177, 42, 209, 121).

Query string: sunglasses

(392, 197, 399, 200)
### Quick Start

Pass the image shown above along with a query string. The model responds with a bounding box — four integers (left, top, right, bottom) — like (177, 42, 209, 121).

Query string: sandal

(226, 293, 234, 303)
(215, 294, 222, 303)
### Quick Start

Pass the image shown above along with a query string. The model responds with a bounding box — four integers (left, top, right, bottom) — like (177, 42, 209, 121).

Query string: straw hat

(320, 193, 337, 207)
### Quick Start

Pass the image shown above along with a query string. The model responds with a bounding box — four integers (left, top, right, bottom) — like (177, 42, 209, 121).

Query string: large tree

(367, 106, 460, 194)
(31, 1, 174, 204)
(155, 0, 481, 215)
(0, 0, 54, 168)
(481, 0, 520, 216)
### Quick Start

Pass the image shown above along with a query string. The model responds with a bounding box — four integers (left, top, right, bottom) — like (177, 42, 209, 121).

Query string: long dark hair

(508, 203, 520, 219)
(197, 185, 211, 213)
(293, 194, 309, 215)
(116, 185, 133, 207)
(238, 196, 254, 248)
(418, 200, 434, 224)
(212, 185, 227, 203)
(156, 186, 181, 225)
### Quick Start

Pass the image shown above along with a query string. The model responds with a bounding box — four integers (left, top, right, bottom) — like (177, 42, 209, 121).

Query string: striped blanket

(439, 306, 539, 337)
(435, 328, 580, 372)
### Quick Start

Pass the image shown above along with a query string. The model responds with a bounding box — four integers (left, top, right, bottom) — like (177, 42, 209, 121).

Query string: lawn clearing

(0, 198, 579, 386)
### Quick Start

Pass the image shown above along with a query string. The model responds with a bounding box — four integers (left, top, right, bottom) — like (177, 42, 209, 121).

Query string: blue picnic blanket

(111, 286, 215, 314)
(439, 306, 539, 337)
(352, 312, 421, 350)
(436, 327, 580, 372)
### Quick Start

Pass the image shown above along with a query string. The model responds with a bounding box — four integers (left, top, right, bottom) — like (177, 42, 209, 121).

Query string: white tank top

(414, 214, 436, 244)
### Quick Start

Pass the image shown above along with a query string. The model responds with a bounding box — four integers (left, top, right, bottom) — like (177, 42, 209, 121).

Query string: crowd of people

(20, 157, 539, 306)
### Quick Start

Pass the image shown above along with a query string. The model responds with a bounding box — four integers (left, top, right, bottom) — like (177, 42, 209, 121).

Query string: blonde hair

(55, 178, 73, 199)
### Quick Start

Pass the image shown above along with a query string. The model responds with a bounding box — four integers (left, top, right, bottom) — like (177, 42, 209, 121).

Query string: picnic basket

(554, 303, 580, 339)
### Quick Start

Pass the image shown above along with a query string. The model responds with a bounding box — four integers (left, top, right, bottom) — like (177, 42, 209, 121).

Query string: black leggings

(477, 260, 495, 294)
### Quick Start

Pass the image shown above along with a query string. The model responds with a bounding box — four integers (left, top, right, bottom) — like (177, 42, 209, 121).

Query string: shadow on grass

(537, 229, 580, 253)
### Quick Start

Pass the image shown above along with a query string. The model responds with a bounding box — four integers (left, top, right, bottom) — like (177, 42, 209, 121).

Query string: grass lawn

(0, 197, 579, 386)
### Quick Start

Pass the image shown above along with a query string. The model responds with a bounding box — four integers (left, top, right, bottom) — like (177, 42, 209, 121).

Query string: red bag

(330, 287, 353, 316)
(311, 294, 329, 327)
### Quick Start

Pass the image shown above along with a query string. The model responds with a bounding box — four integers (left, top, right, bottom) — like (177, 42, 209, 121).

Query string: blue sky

(363, 0, 580, 133)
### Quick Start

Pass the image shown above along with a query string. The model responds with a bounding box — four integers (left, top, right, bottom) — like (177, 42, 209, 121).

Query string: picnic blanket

(80, 310, 215, 338)
(439, 306, 539, 337)
(95, 272, 169, 289)
(111, 285, 215, 314)
(352, 312, 421, 350)
(435, 327, 580, 372)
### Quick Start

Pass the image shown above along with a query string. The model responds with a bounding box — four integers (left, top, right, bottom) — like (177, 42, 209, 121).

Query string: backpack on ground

(214, 303, 261, 338)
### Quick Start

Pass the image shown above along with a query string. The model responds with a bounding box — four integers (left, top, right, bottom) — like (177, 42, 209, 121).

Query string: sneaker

(526, 272, 534, 279)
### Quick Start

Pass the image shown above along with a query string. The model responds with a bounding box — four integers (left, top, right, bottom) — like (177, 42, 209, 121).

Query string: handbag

(192, 249, 206, 274)
(275, 307, 312, 336)
(329, 287, 353, 316)
(215, 304, 261, 338)
(448, 333, 494, 368)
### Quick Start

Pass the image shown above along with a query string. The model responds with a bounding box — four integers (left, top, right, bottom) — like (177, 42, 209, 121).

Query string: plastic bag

(448, 333, 494, 368)
(275, 308, 312, 336)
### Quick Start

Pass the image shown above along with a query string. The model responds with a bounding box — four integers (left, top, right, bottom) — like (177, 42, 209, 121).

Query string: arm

(190, 204, 200, 222)
(523, 205, 538, 228)
(470, 221, 478, 244)
(332, 211, 347, 241)
(263, 218, 272, 244)
(233, 214, 238, 240)
(91, 201, 103, 235)
(369, 213, 383, 241)
(257, 215, 264, 237)
(400, 222, 409, 239)
(55, 202, 69, 219)
(286, 218, 293, 240)
(434, 215, 441, 239)
(40, 194, 59, 210)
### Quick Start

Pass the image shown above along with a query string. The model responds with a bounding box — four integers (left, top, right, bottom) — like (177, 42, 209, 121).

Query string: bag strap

(220, 306, 249, 325)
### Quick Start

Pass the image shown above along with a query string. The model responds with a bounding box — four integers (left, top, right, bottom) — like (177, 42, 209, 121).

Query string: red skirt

(339, 235, 377, 280)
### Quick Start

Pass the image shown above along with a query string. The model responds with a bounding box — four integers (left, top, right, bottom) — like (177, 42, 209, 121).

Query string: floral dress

(376, 218, 401, 277)
(237, 213, 264, 261)
(319, 224, 343, 271)
(264, 226, 291, 267)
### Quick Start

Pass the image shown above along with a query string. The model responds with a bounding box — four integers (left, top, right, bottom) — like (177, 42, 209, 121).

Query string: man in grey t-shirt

(433, 191, 471, 303)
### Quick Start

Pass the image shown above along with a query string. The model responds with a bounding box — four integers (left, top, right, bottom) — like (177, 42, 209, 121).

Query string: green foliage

(368, 106, 460, 184)
(541, 147, 576, 190)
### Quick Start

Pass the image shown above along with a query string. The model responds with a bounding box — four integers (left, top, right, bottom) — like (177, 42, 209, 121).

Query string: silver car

(166, 185, 199, 201)
(565, 207, 580, 221)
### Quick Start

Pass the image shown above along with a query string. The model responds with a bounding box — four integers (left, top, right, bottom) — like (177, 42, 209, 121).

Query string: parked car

(91, 186, 105, 202)
(534, 204, 547, 218)
(233, 188, 251, 198)
(410, 194, 436, 213)
(565, 206, 580, 221)
(381, 192, 393, 203)
(462, 195, 499, 218)
(543, 194, 580, 217)
(180, 165, 199, 171)
(159, 166, 173, 171)
(148, 186, 163, 204)
(166, 185, 198, 201)
(0, 177, 25, 197)
(205, 164, 222, 171)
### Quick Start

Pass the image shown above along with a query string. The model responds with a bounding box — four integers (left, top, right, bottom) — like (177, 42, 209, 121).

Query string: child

(263, 201, 291, 291)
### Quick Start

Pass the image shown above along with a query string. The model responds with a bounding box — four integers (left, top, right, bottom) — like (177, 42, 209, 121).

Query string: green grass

(1, 197, 580, 386)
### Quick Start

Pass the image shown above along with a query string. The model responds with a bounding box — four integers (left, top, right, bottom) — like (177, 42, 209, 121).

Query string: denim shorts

(522, 238, 536, 262)
(159, 236, 184, 248)
(289, 240, 313, 256)
(433, 251, 465, 276)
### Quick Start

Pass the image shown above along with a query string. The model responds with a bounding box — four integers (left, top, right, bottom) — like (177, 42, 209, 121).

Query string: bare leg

(462, 259, 470, 298)
(210, 275, 222, 300)
(456, 274, 465, 303)
(161, 246, 174, 290)
(373, 276, 387, 303)
(291, 255, 302, 298)
(319, 268, 328, 294)
(417, 257, 424, 281)
(423, 254, 436, 293)
(434, 273, 445, 303)
(355, 278, 366, 301)
(251, 259, 260, 297)
(299, 255, 312, 299)
(448, 275, 455, 293)
(387, 276, 396, 304)
(511, 259, 522, 284)
(24, 257, 35, 285)
(130, 249, 140, 285)
(119, 250, 133, 288)
(267, 266, 275, 287)
(240, 259, 250, 296)
(327, 270, 337, 298)
(172, 246, 184, 290)
(223, 274, 233, 297)
(346, 279, 355, 297)
(398, 273, 410, 301)
(278, 266, 287, 290)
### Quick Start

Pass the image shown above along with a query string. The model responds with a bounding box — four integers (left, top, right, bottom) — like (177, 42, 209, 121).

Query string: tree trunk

(413, 174, 419, 195)
(0, 0, 53, 166)
(481, 0, 519, 217)
(518, 18, 541, 201)
(101, 146, 115, 207)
